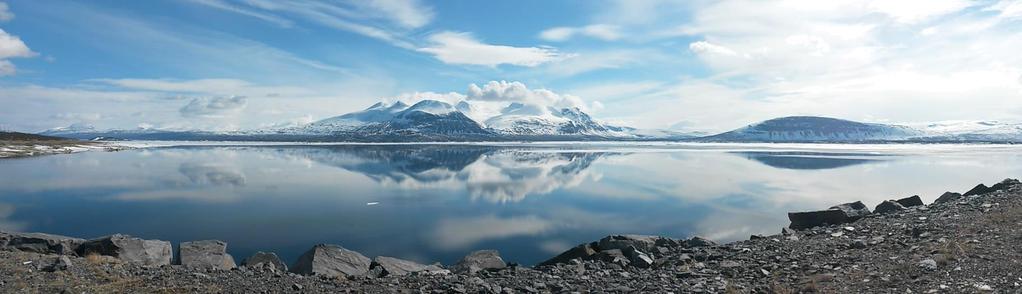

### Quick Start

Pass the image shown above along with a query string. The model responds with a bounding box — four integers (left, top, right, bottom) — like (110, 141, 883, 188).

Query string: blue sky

(0, 0, 1020, 132)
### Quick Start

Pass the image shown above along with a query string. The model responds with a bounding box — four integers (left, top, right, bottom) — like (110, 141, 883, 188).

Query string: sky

(0, 0, 1020, 133)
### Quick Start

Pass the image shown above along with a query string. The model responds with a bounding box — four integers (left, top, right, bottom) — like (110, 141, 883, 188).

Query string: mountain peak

(404, 100, 456, 115)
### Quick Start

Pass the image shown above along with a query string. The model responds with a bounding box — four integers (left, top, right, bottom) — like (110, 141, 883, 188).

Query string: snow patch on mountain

(705, 116, 923, 142)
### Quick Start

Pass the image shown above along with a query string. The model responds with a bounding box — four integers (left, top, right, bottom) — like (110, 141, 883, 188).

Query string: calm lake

(1, 143, 1020, 266)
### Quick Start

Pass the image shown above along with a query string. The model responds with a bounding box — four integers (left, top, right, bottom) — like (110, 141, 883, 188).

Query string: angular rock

(788, 201, 871, 229)
(990, 178, 1021, 191)
(874, 200, 907, 214)
(242, 251, 288, 272)
(44, 255, 72, 272)
(75, 234, 172, 266)
(895, 195, 924, 207)
(788, 209, 848, 230)
(538, 242, 597, 266)
(829, 201, 871, 220)
(964, 179, 1020, 197)
(291, 244, 371, 277)
(178, 240, 236, 270)
(684, 236, 717, 248)
(597, 235, 673, 254)
(596, 249, 629, 265)
(451, 250, 506, 274)
(621, 246, 654, 268)
(2, 232, 83, 255)
(370, 256, 447, 277)
(964, 184, 992, 196)
(781, 227, 797, 236)
(934, 192, 962, 204)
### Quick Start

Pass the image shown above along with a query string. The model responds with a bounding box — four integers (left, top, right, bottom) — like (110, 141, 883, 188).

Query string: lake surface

(1, 143, 1021, 266)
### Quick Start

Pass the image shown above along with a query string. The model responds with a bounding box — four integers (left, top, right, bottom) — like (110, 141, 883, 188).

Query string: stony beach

(1, 178, 1020, 293)
(0, 132, 126, 158)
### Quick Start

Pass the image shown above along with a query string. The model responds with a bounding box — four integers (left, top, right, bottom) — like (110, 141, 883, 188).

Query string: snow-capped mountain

(289, 99, 636, 139)
(40, 123, 98, 136)
(702, 116, 923, 142)
(297, 100, 491, 140)
(481, 102, 617, 137)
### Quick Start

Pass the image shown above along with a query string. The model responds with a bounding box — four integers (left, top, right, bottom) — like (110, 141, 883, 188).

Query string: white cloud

(581, 0, 1022, 130)
(539, 24, 621, 41)
(418, 32, 566, 67)
(190, 0, 432, 49)
(360, 0, 433, 29)
(545, 49, 658, 76)
(179, 96, 248, 118)
(466, 80, 585, 110)
(688, 41, 740, 57)
(0, 59, 13, 76)
(186, 0, 293, 27)
(0, 2, 13, 22)
(0, 28, 36, 76)
(868, 0, 973, 24)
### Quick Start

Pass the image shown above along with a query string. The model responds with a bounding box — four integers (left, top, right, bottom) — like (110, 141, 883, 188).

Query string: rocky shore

(2, 178, 1021, 293)
(0, 139, 126, 158)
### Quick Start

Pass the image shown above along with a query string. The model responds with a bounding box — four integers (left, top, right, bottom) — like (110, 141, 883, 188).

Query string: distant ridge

(700, 116, 921, 142)
(37, 108, 1022, 143)
(1, 131, 69, 141)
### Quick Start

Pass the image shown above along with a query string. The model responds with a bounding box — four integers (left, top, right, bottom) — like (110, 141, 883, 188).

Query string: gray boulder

(829, 201, 871, 220)
(990, 178, 1021, 191)
(538, 242, 597, 266)
(684, 236, 717, 248)
(788, 201, 871, 229)
(1, 232, 83, 255)
(242, 251, 287, 272)
(178, 240, 236, 270)
(451, 250, 506, 274)
(621, 246, 654, 268)
(370, 256, 447, 277)
(788, 209, 848, 230)
(874, 200, 907, 214)
(291, 244, 371, 277)
(963, 184, 992, 196)
(895, 195, 924, 207)
(597, 235, 676, 253)
(596, 249, 629, 265)
(44, 255, 73, 272)
(934, 192, 962, 204)
(75, 234, 172, 266)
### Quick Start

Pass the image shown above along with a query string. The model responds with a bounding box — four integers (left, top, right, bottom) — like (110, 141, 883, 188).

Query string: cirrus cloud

(0, 2, 13, 22)
(418, 32, 567, 67)
(539, 24, 621, 41)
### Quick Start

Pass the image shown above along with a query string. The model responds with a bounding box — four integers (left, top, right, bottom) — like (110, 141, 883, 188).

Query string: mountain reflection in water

(1, 144, 1021, 266)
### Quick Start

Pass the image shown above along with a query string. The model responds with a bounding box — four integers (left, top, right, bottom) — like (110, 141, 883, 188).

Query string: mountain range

(38, 100, 1022, 143)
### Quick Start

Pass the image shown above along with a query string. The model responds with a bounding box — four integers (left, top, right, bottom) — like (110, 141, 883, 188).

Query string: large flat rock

(75, 234, 172, 266)
(371, 256, 447, 277)
(178, 240, 236, 270)
(291, 244, 371, 277)
(1, 231, 83, 255)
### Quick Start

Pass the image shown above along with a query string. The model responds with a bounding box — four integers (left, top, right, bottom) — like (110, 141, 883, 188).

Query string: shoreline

(2, 179, 1020, 292)
(0, 140, 129, 159)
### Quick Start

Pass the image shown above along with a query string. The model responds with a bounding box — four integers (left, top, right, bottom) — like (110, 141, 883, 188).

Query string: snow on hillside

(906, 120, 1022, 141)
(705, 116, 922, 142)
